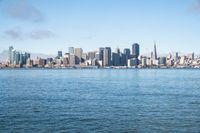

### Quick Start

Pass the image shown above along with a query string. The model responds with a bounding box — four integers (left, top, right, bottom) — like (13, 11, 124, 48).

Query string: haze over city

(0, 0, 200, 55)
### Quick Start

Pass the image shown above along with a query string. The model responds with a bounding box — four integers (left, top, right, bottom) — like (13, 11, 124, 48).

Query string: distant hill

(31, 53, 55, 60)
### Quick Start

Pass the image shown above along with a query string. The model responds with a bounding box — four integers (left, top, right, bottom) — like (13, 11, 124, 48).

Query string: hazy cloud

(193, 0, 200, 11)
(30, 30, 54, 40)
(4, 27, 23, 40)
(5, 0, 44, 22)
(3, 27, 54, 40)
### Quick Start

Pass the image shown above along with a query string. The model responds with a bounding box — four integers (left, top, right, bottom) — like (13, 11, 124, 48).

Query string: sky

(0, 0, 200, 55)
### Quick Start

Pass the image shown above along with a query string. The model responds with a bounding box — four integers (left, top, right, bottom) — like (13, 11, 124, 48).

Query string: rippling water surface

(0, 69, 200, 132)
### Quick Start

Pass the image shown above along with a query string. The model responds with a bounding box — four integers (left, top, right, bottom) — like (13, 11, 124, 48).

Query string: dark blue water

(0, 69, 200, 133)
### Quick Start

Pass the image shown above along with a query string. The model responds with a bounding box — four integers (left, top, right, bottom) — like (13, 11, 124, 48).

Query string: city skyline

(1, 0, 200, 54)
(0, 42, 197, 60)
(1, 42, 198, 69)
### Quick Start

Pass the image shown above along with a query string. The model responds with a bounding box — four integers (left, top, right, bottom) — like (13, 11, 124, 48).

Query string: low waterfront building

(180, 56, 186, 65)
(153, 59, 159, 66)
(34, 57, 46, 67)
(141, 57, 147, 67)
(128, 58, 138, 68)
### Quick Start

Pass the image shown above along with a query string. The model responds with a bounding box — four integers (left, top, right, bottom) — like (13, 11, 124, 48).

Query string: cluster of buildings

(5, 46, 31, 68)
(140, 44, 197, 68)
(1, 43, 200, 69)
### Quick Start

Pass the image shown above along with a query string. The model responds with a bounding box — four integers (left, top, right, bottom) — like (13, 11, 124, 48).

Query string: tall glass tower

(153, 42, 157, 60)
(103, 47, 111, 66)
(9, 46, 14, 64)
(132, 43, 140, 58)
(68, 47, 75, 55)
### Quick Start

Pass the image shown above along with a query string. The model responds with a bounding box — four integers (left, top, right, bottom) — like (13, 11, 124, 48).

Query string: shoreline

(0, 67, 200, 70)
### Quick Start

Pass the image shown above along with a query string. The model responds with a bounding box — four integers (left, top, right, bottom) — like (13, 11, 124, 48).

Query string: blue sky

(0, 0, 200, 55)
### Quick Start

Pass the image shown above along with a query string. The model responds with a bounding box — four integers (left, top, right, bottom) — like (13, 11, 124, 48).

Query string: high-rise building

(25, 52, 31, 59)
(15, 51, 20, 65)
(112, 52, 120, 66)
(123, 48, 131, 65)
(174, 52, 179, 61)
(68, 47, 75, 55)
(82, 53, 87, 61)
(26, 58, 33, 67)
(75, 48, 83, 64)
(153, 42, 157, 60)
(34, 57, 46, 67)
(132, 43, 140, 65)
(116, 48, 120, 54)
(180, 56, 186, 65)
(132, 43, 140, 58)
(63, 57, 69, 67)
(98, 48, 104, 61)
(75, 48, 83, 59)
(91, 58, 98, 66)
(58, 51, 62, 58)
(159, 57, 166, 66)
(188, 53, 194, 60)
(141, 57, 147, 67)
(124, 48, 130, 58)
(11, 50, 16, 65)
(8, 46, 31, 66)
(95, 53, 99, 60)
(120, 53, 127, 66)
(103, 47, 111, 66)
(46, 58, 53, 64)
(19, 53, 23, 65)
(69, 54, 75, 66)
(9, 46, 14, 64)
(87, 51, 96, 60)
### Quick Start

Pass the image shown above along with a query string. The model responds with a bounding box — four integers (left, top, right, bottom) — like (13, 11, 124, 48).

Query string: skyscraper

(68, 47, 75, 55)
(103, 47, 111, 66)
(141, 57, 147, 67)
(69, 54, 75, 66)
(24, 52, 31, 64)
(132, 43, 140, 65)
(159, 57, 166, 66)
(75, 48, 83, 64)
(98, 48, 104, 61)
(124, 48, 131, 65)
(9, 46, 14, 64)
(8, 46, 31, 66)
(120, 53, 127, 66)
(19, 53, 23, 65)
(112, 52, 120, 66)
(132, 43, 140, 58)
(87, 51, 96, 60)
(153, 42, 157, 60)
(58, 51, 62, 58)
(15, 51, 20, 65)
(123, 48, 130, 58)
(116, 48, 120, 54)
(174, 52, 179, 61)
(11, 50, 16, 65)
